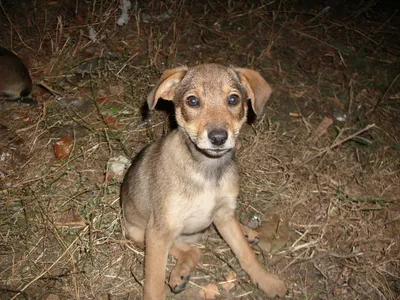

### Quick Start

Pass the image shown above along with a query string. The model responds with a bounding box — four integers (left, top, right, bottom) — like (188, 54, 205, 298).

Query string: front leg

(144, 227, 173, 300)
(214, 208, 287, 298)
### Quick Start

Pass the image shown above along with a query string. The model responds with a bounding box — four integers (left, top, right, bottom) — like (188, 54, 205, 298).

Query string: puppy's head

(147, 64, 272, 157)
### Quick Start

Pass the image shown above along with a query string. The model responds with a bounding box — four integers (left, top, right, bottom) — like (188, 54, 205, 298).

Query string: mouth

(200, 147, 233, 157)
(183, 129, 235, 157)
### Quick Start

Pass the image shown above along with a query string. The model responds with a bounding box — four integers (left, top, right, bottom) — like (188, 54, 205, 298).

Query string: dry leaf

(104, 115, 116, 125)
(98, 96, 112, 105)
(54, 135, 73, 160)
(54, 208, 87, 228)
(390, 91, 400, 99)
(327, 97, 345, 110)
(326, 48, 335, 56)
(199, 283, 219, 299)
(104, 115, 122, 129)
(314, 117, 333, 136)
(109, 85, 124, 96)
(221, 271, 237, 292)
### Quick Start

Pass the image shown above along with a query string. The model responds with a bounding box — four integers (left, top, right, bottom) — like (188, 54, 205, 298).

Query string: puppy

(0, 47, 32, 100)
(121, 64, 287, 299)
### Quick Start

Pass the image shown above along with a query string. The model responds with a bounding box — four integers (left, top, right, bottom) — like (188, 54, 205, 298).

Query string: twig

(0, 1, 33, 50)
(308, 79, 356, 176)
(11, 227, 89, 300)
(279, 23, 341, 51)
(16, 103, 47, 134)
(306, 6, 331, 24)
(370, 73, 400, 114)
(293, 97, 312, 133)
(303, 124, 376, 164)
(37, 81, 63, 96)
(373, 9, 398, 36)
(116, 52, 139, 75)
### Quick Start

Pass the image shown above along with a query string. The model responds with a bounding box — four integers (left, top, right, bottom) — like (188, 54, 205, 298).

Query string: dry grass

(0, 0, 399, 299)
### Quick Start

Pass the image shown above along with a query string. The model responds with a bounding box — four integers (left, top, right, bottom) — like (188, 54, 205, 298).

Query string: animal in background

(0, 46, 32, 101)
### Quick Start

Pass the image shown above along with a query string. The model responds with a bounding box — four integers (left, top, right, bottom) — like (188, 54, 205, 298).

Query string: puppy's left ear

(236, 68, 272, 115)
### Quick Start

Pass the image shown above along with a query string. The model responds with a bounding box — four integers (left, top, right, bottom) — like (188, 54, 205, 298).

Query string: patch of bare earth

(0, 1, 399, 299)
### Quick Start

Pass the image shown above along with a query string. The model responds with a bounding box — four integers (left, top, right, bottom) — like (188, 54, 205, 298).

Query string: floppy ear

(147, 66, 188, 110)
(236, 68, 272, 115)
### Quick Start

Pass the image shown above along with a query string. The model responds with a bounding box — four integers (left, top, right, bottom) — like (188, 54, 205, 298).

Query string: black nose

(208, 129, 228, 146)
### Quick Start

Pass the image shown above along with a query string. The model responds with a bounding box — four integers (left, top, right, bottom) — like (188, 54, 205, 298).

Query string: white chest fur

(181, 187, 218, 234)
(167, 169, 238, 235)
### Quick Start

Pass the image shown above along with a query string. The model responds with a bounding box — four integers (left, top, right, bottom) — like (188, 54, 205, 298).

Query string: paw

(255, 274, 287, 298)
(257, 214, 290, 253)
(243, 227, 260, 245)
(169, 264, 191, 293)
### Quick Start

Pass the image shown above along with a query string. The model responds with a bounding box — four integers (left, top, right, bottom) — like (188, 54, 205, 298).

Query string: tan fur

(0, 47, 32, 99)
(121, 63, 286, 299)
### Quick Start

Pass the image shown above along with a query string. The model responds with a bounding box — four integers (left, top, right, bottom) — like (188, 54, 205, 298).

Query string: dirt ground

(0, 0, 399, 299)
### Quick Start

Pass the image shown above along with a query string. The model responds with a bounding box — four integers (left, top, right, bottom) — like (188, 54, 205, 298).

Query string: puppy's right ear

(147, 66, 188, 110)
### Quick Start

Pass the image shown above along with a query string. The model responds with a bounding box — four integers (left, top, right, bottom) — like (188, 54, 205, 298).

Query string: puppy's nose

(208, 129, 228, 146)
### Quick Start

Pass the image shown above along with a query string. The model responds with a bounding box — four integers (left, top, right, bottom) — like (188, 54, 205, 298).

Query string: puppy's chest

(170, 176, 236, 234)
(183, 188, 218, 233)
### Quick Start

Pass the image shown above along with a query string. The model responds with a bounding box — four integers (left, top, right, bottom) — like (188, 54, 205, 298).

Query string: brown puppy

(121, 64, 287, 299)
(0, 47, 32, 100)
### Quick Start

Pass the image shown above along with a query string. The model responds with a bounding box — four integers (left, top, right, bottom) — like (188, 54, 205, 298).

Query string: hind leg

(168, 242, 201, 293)
(125, 221, 202, 294)
(123, 219, 145, 245)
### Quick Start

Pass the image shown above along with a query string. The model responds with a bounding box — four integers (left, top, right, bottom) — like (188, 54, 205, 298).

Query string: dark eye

(227, 94, 240, 106)
(187, 96, 200, 107)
